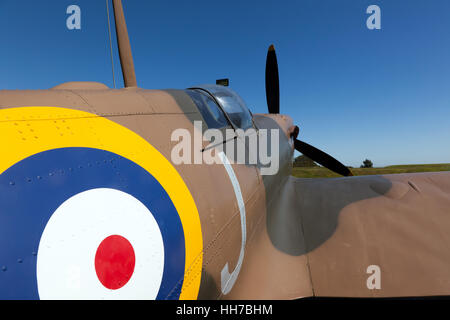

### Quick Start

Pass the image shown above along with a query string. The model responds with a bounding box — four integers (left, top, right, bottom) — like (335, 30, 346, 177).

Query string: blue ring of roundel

(0, 147, 185, 300)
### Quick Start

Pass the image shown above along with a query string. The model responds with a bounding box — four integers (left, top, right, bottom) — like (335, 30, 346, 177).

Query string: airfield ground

(292, 163, 450, 178)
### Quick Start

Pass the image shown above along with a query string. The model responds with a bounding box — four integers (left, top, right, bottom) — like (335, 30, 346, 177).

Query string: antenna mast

(106, 0, 116, 88)
(112, 0, 137, 87)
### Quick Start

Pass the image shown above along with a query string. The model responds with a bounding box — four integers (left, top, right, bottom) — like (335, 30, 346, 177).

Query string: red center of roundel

(95, 235, 136, 290)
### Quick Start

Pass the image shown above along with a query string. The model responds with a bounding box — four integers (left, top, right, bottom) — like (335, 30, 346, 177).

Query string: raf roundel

(0, 107, 203, 300)
(37, 187, 165, 299)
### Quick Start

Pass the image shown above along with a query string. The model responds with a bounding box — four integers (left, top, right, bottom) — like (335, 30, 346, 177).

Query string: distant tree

(294, 155, 318, 167)
(360, 159, 373, 168)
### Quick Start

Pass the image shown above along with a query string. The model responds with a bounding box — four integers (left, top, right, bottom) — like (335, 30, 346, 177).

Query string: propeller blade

(265, 44, 280, 114)
(264, 44, 351, 176)
(294, 139, 353, 177)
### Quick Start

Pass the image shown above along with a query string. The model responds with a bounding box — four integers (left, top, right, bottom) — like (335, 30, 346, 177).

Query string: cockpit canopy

(186, 85, 253, 130)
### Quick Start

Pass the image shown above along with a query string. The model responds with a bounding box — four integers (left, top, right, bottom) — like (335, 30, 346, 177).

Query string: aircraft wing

(227, 171, 450, 299)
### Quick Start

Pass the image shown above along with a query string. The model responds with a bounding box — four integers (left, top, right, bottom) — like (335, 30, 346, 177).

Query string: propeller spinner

(265, 45, 353, 177)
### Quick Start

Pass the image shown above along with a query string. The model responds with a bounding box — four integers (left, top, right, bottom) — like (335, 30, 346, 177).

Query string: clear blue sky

(0, 0, 449, 167)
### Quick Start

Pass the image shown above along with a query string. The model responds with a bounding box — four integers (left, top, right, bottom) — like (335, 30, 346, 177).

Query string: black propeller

(294, 139, 353, 177)
(265, 44, 353, 177)
(265, 45, 280, 114)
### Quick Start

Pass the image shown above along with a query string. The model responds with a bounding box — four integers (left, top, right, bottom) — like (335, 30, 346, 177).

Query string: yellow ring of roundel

(0, 106, 203, 300)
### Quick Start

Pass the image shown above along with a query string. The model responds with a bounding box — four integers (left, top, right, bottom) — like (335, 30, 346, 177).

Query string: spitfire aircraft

(0, 0, 449, 300)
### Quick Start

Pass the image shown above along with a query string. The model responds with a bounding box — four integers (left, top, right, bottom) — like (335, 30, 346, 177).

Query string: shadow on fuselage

(256, 117, 394, 256)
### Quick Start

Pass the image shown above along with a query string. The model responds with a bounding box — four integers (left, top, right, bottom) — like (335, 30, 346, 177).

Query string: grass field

(292, 164, 450, 179)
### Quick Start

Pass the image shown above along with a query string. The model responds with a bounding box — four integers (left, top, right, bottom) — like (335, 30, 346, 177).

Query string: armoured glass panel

(185, 89, 229, 129)
(191, 85, 254, 130)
